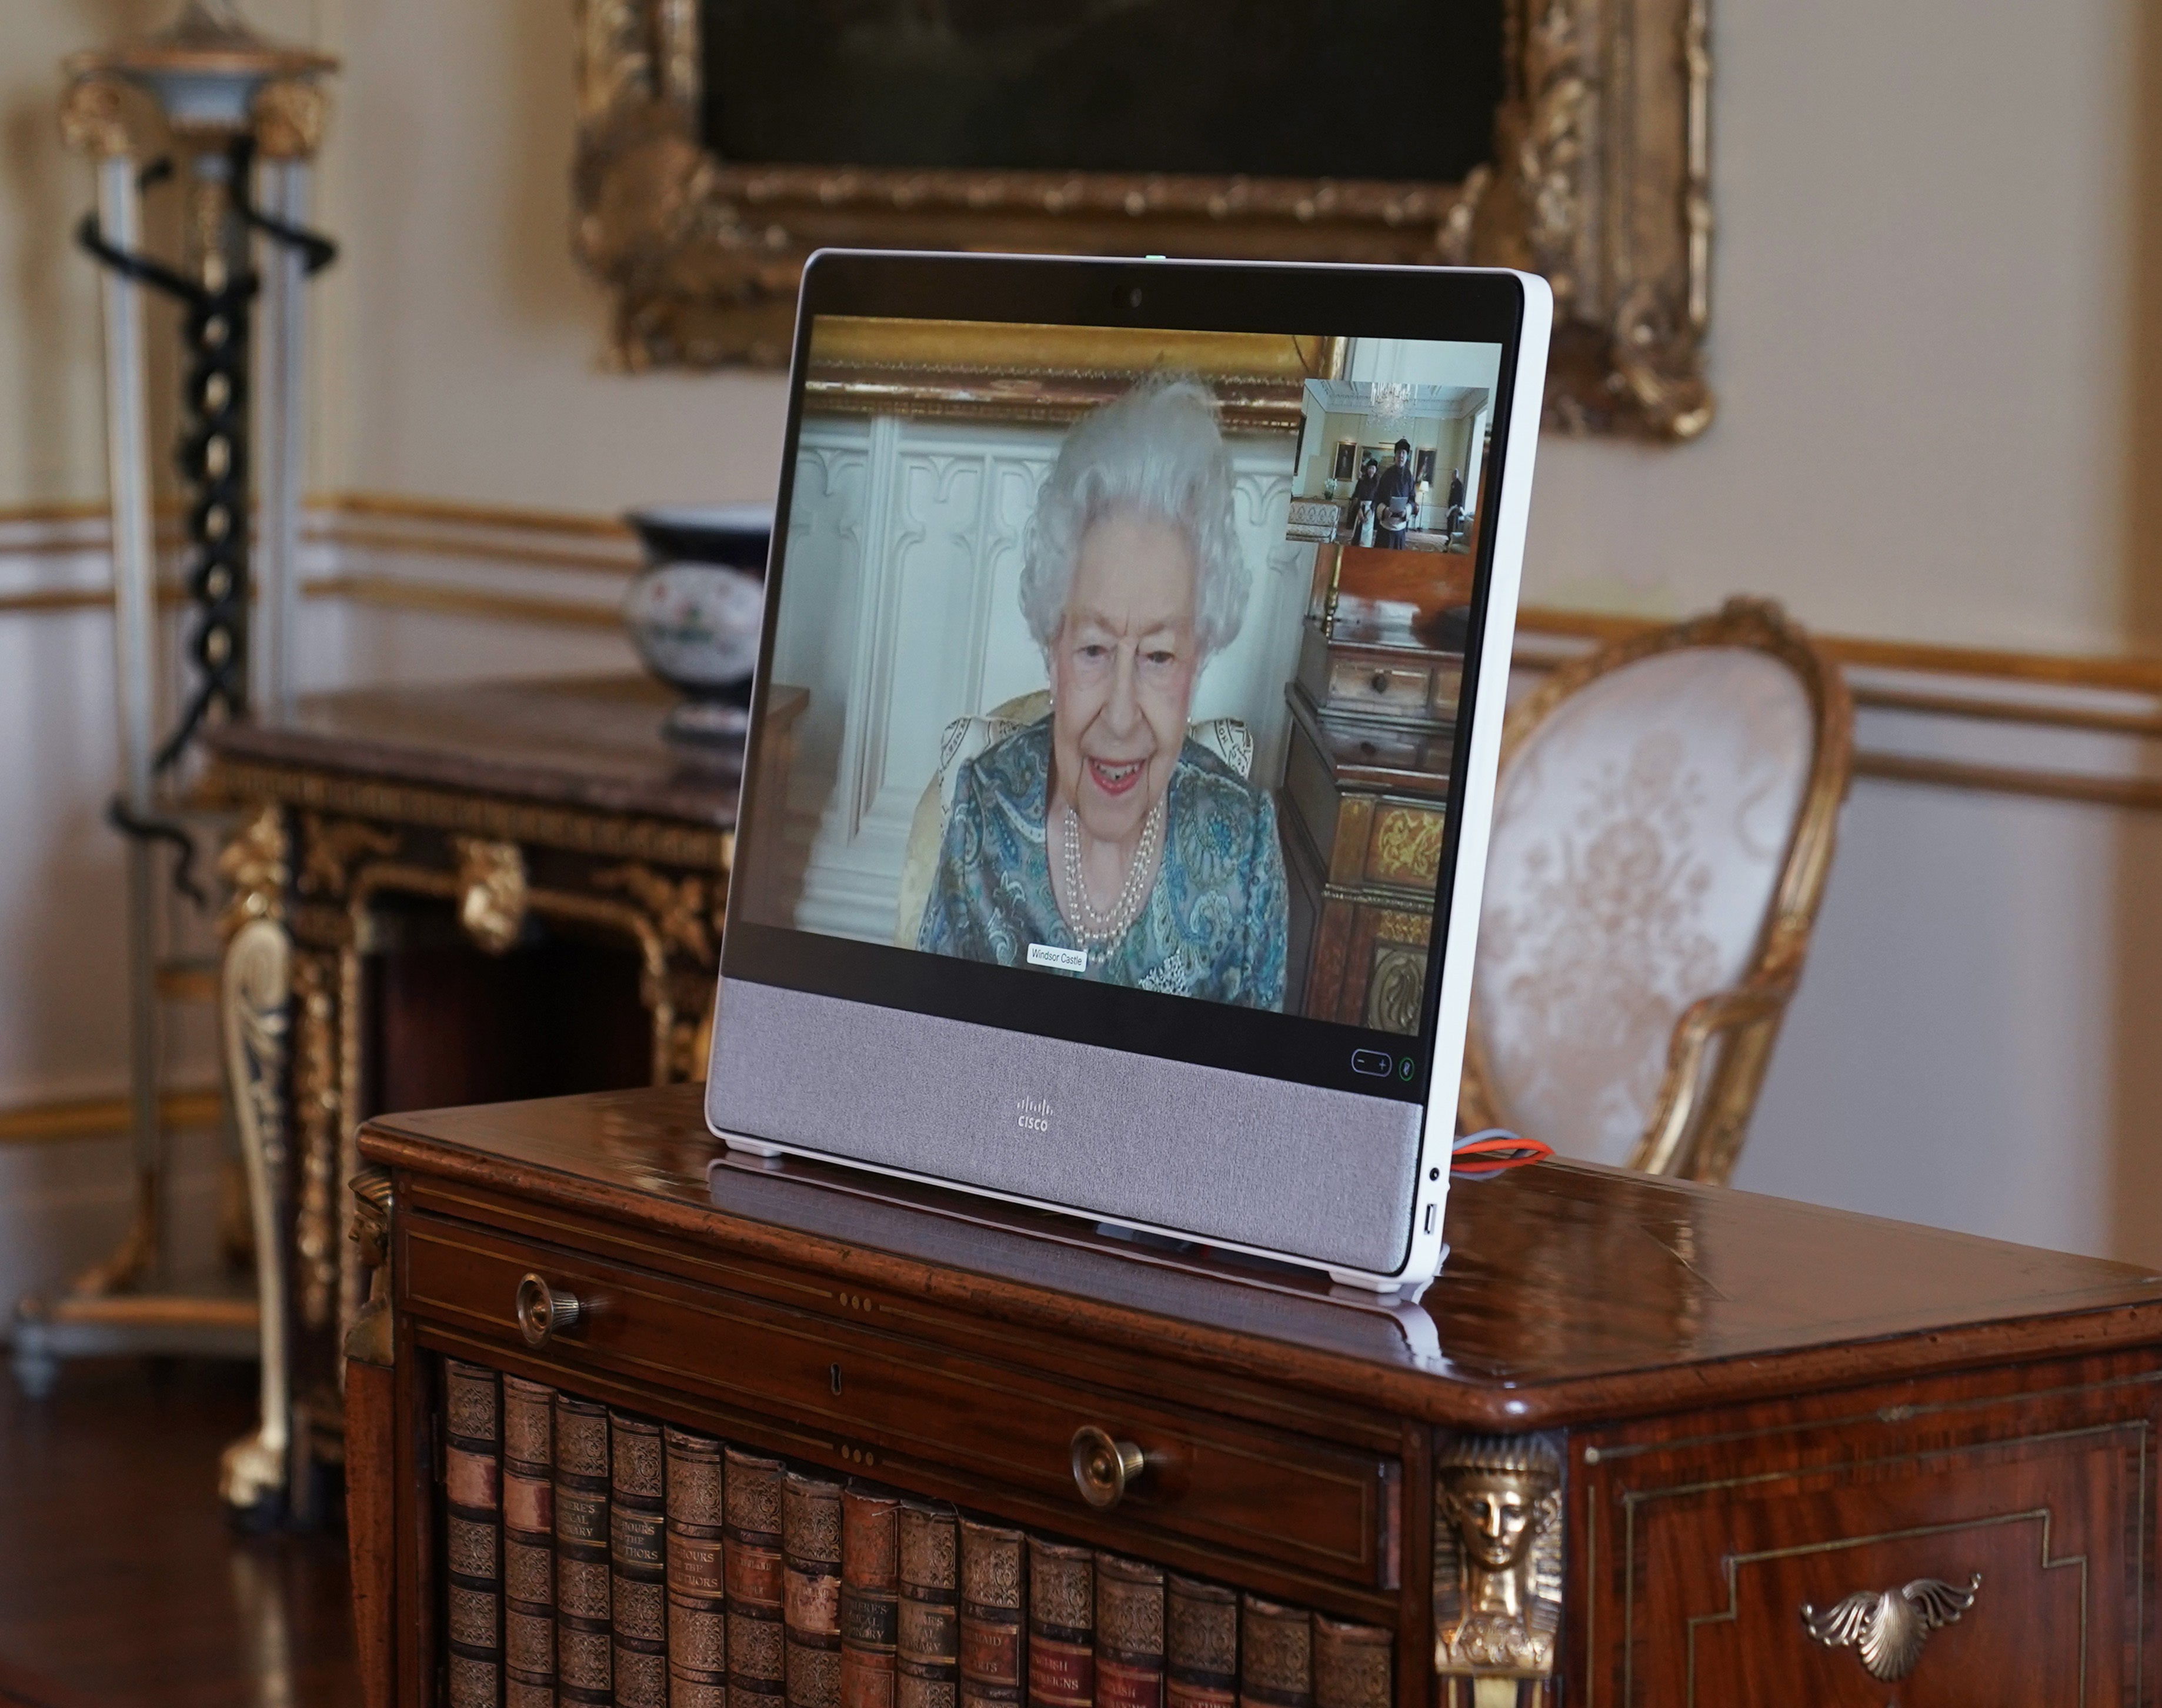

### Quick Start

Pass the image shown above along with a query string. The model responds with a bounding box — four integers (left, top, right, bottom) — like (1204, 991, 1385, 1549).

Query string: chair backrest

(1463, 598, 1851, 1178)
(891, 691, 1254, 948)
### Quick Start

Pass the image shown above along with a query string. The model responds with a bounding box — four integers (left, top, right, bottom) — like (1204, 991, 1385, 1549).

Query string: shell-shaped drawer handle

(1070, 1426, 1147, 1510)
(515, 1272, 583, 1347)
(1801, 1572, 1980, 1682)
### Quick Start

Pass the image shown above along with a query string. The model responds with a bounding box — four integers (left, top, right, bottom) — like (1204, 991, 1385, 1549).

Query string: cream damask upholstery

(1462, 599, 1853, 1183)
(891, 690, 1255, 949)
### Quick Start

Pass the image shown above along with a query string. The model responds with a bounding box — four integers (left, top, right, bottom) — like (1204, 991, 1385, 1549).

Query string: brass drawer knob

(515, 1272, 583, 1347)
(1801, 1572, 1980, 1682)
(1070, 1425, 1147, 1510)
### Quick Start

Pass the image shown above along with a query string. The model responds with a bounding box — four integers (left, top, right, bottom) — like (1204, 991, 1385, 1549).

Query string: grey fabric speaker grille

(706, 978, 1421, 1275)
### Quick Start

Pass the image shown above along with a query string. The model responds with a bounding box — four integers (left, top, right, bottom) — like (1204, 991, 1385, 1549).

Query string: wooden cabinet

(1277, 605, 1462, 1034)
(1280, 687, 1449, 1032)
(346, 1085, 2162, 1708)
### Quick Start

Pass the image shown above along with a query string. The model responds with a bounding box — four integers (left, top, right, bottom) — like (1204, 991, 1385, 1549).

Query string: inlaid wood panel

(1570, 1358, 2162, 1706)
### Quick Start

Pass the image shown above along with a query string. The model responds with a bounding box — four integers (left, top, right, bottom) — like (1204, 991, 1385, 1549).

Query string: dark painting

(702, 0, 1503, 184)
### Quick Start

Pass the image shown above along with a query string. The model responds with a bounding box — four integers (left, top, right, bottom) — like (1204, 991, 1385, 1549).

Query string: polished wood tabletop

(204, 675, 776, 826)
(363, 1082, 2162, 1429)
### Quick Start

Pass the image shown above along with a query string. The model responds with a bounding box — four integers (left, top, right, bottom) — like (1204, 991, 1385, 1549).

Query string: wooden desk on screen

(201, 676, 800, 1518)
(347, 1083, 2162, 1707)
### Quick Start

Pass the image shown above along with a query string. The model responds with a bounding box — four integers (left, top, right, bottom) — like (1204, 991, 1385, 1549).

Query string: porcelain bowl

(622, 502, 773, 742)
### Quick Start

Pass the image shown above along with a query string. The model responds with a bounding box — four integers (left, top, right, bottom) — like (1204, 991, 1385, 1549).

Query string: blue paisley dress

(917, 717, 1289, 1010)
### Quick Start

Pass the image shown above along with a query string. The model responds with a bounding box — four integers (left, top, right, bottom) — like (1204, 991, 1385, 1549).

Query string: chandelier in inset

(1368, 381, 1413, 423)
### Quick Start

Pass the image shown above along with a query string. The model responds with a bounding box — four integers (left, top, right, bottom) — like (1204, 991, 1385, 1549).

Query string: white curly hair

(1018, 376, 1250, 665)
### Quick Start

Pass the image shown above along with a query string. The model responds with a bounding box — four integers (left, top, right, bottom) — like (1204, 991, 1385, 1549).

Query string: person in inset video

(1444, 464, 1468, 540)
(1349, 452, 1381, 542)
(1373, 436, 1419, 549)
(916, 378, 1289, 1009)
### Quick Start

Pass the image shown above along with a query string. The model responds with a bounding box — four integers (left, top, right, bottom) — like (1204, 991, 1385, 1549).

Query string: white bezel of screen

(1400, 266, 1551, 1289)
(711, 256, 1552, 1295)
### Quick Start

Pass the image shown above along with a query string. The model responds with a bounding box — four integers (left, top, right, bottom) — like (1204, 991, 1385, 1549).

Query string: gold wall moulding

(568, 0, 1716, 439)
(1516, 606, 2162, 697)
(1851, 752, 2162, 815)
(306, 573, 632, 631)
(315, 491, 638, 539)
(0, 1085, 222, 1148)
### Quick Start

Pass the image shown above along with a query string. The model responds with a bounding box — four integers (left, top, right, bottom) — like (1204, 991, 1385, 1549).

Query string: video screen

(739, 318, 1502, 1036)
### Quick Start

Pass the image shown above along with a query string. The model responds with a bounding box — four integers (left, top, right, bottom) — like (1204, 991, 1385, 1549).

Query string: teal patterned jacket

(916, 717, 1289, 1011)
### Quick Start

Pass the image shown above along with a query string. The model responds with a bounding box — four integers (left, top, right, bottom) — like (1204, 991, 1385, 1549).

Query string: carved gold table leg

(217, 869, 296, 1520)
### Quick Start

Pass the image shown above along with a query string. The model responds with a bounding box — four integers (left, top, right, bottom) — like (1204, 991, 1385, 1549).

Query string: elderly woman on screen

(916, 378, 1289, 1010)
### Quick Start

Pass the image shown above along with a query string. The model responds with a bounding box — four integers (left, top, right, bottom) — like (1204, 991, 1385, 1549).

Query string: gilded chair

(1459, 598, 1854, 1183)
(892, 690, 1254, 948)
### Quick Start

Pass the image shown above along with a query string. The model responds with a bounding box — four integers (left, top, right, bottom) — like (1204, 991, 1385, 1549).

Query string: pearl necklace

(1059, 796, 1163, 948)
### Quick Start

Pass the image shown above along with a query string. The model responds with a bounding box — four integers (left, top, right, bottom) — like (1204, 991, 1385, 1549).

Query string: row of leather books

(443, 1357, 1395, 1708)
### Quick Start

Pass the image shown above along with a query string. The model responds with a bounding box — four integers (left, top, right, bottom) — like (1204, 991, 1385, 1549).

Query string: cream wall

(1532, 0, 2147, 652)
(318, 1, 786, 514)
(0, 3, 109, 508)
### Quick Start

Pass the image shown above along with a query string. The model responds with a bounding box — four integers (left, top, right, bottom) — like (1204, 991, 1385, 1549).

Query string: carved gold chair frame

(570, 0, 1715, 438)
(1458, 597, 1856, 1184)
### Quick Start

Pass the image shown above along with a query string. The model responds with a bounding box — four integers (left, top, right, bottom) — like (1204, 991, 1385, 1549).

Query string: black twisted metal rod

(76, 153, 259, 769)
(161, 237, 256, 768)
(231, 138, 339, 275)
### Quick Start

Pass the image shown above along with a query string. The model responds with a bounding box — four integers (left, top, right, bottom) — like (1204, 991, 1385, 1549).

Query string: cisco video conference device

(708, 249, 1550, 1293)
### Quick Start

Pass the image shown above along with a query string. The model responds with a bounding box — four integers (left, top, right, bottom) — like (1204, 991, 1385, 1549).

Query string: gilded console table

(349, 1083, 2162, 1707)
(202, 675, 801, 1521)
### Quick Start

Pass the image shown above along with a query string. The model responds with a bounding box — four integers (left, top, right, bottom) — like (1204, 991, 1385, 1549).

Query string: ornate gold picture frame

(571, 0, 1712, 439)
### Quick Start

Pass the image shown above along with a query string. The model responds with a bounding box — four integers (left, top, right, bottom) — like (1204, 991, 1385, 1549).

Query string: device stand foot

(1325, 1267, 1419, 1295)
(718, 1129, 788, 1158)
